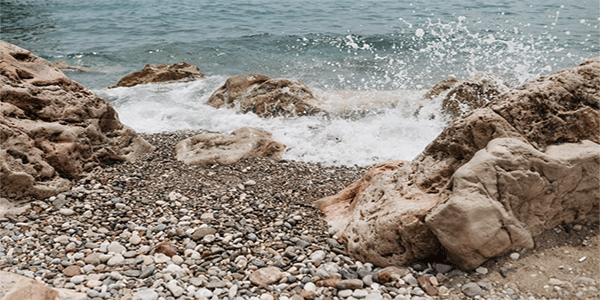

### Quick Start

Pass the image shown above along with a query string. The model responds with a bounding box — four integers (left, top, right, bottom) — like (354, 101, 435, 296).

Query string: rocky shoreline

(1, 130, 598, 300)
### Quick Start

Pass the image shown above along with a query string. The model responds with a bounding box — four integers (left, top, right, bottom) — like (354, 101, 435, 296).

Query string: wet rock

(206, 73, 325, 118)
(107, 62, 204, 88)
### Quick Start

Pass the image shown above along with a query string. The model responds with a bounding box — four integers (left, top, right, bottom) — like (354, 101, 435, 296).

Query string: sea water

(2, 0, 598, 166)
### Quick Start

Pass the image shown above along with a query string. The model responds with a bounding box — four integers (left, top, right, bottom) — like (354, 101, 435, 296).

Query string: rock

(309, 250, 326, 262)
(316, 57, 600, 270)
(107, 253, 124, 266)
(0, 271, 85, 300)
(352, 289, 369, 299)
(461, 282, 485, 298)
(107, 62, 204, 88)
(336, 279, 363, 290)
(509, 252, 520, 260)
(107, 241, 126, 254)
(84, 253, 101, 266)
(129, 233, 141, 245)
(425, 73, 511, 118)
(132, 288, 159, 300)
(427, 138, 599, 269)
(0, 41, 153, 200)
(417, 275, 438, 296)
(62, 265, 81, 277)
(249, 267, 284, 286)
(59, 208, 74, 216)
(155, 241, 178, 257)
(175, 127, 286, 166)
(206, 73, 325, 118)
(166, 280, 184, 297)
(191, 227, 217, 240)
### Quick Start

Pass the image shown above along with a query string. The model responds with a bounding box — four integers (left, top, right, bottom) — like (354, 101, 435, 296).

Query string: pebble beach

(1, 131, 598, 300)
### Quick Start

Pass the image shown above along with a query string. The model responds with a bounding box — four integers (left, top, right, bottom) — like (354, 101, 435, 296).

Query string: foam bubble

(415, 28, 425, 38)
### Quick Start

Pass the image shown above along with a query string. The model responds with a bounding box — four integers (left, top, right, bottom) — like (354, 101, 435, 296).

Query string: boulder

(316, 57, 600, 269)
(175, 127, 285, 166)
(108, 62, 205, 88)
(422, 73, 511, 118)
(206, 74, 325, 118)
(0, 41, 154, 200)
(0, 271, 86, 300)
(426, 138, 599, 269)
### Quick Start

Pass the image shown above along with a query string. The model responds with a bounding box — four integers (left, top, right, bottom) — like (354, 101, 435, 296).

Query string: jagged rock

(422, 73, 511, 118)
(316, 57, 600, 270)
(108, 62, 205, 88)
(206, 74, 324, 118)
(426, 138, 599, 269)
(175, 127, 285, 166)
(0, 271, 86, 300)
(0, 41, 154, 200)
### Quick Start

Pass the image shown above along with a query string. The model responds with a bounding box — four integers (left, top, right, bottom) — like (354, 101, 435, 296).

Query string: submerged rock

(206, 73, 325, 118)
(175, 127, 285, 166)
(316, 57, 600, 270)
(107, 62, 205, 88)
(0, 41, 154, 200)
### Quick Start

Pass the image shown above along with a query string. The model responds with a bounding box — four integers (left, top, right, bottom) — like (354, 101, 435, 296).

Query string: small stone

(417, 275, 438, 296)
(191, 227, 217, 240)
(166, 280, 184, 297)
(352, 289, 369, 299)
(304, 282, 317, 293)
(107, 254, 124, 266)
(338, 289, 353, 298)
(153, 253, 170, 263)
(509, 253, 520, 260)
(310, 250, 326, 262)
(63, 265, 81, 277)
(402, 274, 418, 286)
(461, 282, 485, 298)
(260, 293, 274, 300)
(59, 208, 75, 216)
(107, 241, 126, 254)
(155, 241, 178, 257)
(139, 265, 155, 279)
(365, 293, 383, 300)
(70, 275, 86, 284)
(362, 274, 373, 286)
(435, 263, 453, 274)
(475, 267, 488, 275)
(86, 279, 102, 288)
(196, 288, 213, 298)
(249, 267, 284, 286)
(132, 288, 159, 300)
(87, 289, 100, 298)
(123, 270, 141, 277)
(129, 234, 141, 245)
(203, 234, 216, 243)
(336, 279, 363, 290)
(172, 255, 184, 265)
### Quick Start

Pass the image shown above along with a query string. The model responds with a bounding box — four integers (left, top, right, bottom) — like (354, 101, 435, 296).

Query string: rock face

(108, 62, 205, 88)
(175, 127, 285, 166)
(316, 57, 600, 270)
(206, 74, 324, 118)
(0, 41, 154, 200)
(427, 138, 599, 269)
(423, 73, 511, 118)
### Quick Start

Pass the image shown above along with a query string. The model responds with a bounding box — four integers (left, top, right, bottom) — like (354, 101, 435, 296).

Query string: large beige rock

(175, 127, 285, 166)
(317, 57, 600, 269)
(206, 74, 325, 118)
(0, 271, 86, 300)
(108, 62, 205, 88)
(426, 138, 599, 269)
(0, 41, 154, 200)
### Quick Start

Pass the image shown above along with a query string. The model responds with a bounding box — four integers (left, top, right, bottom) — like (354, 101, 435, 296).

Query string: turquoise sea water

(2, 0, 599, 165)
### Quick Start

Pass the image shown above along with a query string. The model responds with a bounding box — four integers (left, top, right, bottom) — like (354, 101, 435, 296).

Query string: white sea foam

(97, 77, 446, 167)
